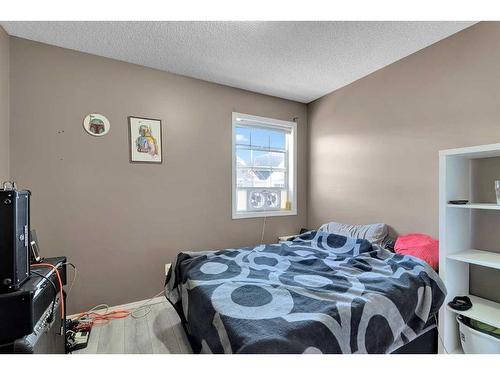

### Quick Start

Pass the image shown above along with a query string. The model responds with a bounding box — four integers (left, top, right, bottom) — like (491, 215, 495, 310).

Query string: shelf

(446, 295, 500, 328)
(447, 203, 500, 210)
(447, 249, 500, 270)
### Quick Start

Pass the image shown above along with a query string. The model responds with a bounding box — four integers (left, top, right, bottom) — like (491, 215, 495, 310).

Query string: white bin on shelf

(457, 316, 500, 354)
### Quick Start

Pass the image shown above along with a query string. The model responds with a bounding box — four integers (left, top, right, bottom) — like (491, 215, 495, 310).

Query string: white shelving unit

(446, 295, 500, 328)
(447, 249, 500, 270)
(447, 203, 500, 210)
(439, 142, 500, 354)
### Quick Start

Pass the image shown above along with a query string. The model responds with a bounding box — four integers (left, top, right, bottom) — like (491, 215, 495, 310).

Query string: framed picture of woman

(128, 116, 163, 164)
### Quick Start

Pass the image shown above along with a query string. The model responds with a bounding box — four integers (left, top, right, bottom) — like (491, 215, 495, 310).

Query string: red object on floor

(394, 233, 439, 270)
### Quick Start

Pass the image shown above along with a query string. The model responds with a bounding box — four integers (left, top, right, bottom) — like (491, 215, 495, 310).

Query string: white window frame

(232, 112, 297, 219)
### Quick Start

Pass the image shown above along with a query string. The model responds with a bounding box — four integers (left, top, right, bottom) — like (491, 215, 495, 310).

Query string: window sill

(232, 209, 297, 219)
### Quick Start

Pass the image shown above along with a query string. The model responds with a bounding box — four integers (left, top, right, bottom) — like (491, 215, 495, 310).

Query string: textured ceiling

(1, 21, 476, 103)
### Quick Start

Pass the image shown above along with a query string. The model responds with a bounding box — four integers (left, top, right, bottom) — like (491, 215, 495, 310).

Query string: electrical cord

(74, 309, 131, 325)
(61, 259, 165, 326)
(131, 290, 165, 319)
(87, 304, 110, 314)
(73, 304, 130, 329)
(70, 290, 165, 330)
(71, 306, 130, 333)
(260, 215, 267, 243)
(31, 263, 65, 319)
(62, 262, 77, 298)
(260, 193, 269, 243)
(31, 270, 57, 322)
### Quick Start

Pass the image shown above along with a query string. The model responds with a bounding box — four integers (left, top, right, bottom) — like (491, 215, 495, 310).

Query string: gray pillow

(318, 221, 388, 246)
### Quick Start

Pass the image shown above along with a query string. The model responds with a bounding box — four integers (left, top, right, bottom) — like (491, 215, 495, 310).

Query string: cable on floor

(71, 289, 165, 331)
(130, 290, 166, 319)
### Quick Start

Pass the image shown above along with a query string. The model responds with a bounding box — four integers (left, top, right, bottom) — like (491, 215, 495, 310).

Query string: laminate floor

(73, 297, 192, 354)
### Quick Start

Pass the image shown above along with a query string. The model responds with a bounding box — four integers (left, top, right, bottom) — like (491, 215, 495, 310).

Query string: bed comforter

(165, 231, 446, 354)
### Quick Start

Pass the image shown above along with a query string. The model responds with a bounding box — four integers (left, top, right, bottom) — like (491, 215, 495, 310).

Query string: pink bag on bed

(394, 233, 439, 270)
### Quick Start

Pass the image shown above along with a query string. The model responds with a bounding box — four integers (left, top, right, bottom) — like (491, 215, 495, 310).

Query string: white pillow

(319, 221, 388, 246)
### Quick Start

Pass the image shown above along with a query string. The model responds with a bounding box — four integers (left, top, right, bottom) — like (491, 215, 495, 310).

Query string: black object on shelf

(448, 296, 473, 311)
(448, 200, 469, 205)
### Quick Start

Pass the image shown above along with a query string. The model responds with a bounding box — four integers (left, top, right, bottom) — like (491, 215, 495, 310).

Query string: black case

(0, 189, 30, 292)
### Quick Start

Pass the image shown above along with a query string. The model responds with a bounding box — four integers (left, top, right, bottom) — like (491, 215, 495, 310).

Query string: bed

(165, 231, 446, 354)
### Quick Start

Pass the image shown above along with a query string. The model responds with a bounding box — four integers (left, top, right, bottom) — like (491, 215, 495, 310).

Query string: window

(232, 112, 297, 219)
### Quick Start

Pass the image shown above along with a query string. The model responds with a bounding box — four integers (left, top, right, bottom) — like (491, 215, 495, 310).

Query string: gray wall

(9, 37, 307, 313)
(308, 22, 500, 237)
(0, 27, 9, 181)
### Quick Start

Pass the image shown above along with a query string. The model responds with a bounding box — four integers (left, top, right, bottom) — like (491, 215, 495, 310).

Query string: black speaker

(0, 299, 66, 354)
(0, 185, 31, 293)
(0, 257, 67, 344)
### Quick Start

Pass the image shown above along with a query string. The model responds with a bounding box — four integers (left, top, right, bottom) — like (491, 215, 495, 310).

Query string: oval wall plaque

(83, 113, 110, 137)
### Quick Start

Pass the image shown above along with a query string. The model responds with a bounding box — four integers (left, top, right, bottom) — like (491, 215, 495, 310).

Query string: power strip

(66, 319, 92, 352)
(72, 330, 91, 351)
